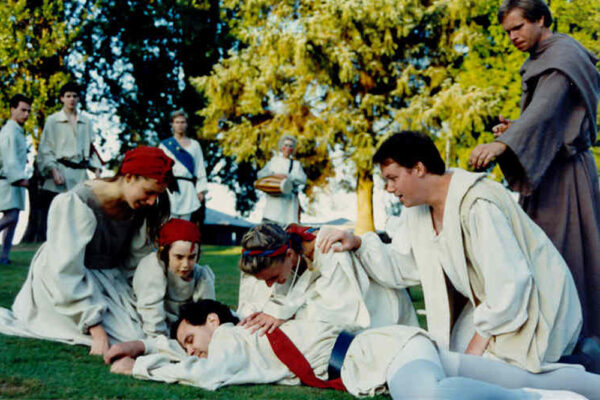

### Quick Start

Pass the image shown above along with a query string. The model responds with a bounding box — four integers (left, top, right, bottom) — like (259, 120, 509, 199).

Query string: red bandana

(120, 146, 174, 185)
(158, 218, 201, 247)
(286, 224, 317, 241)
(241, 225, 317, 257)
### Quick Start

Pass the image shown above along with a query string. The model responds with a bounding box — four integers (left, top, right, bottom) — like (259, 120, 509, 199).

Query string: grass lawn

(0, 244, 424, 399)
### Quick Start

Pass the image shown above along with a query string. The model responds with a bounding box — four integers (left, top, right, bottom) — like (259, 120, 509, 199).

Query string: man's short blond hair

(170, 109, 189, 122)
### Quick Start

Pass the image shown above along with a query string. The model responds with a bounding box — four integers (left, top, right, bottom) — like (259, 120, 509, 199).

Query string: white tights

(387, 335, 600, 400)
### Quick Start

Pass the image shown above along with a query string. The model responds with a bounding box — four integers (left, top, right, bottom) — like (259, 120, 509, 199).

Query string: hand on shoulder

(317, 228, 361, 254)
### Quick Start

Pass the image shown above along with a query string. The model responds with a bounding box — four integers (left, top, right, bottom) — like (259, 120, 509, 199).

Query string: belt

(327, 330, 356, 380)
(175, 176, 197, 184)
(58, 158, 89, 170)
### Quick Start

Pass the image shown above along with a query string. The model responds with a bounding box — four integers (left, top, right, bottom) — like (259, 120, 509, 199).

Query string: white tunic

(0, 120, 27, 210)
(355, 169, 581, 372)
(159, 139, 208, 216)
(257, 154, 306, 225)
(133, 253, 216, 337)
(0, 184, 151, 345)
(237, 229, 418, 330)
(133, 320, 426, 397)
(37, 110, 95, 193)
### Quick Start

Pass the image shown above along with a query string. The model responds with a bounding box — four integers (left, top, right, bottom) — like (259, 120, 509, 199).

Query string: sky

(205, 174, 397, 229)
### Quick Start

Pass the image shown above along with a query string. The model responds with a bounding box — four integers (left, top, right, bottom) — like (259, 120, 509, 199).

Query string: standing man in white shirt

(0, 94, 31, 264)
(37, 82, 97, 237)
(257, 135, 307, 225)
(159, 110, 208, 222)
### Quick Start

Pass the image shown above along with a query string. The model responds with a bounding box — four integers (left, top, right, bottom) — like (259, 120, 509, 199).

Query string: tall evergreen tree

(196, 0, 600, 230)
(0, 0, 79, 137)
(0, 0, 84, 242)
(71, 0, 259, 213)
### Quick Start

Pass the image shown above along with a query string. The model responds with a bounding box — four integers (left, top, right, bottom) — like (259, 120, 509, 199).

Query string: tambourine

(255, 175, 293, 195)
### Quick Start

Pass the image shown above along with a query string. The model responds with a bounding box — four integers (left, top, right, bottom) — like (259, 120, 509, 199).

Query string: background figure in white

(258, 135, 306, 225)
(133, 218, 215, 337)
(0, 94, 31, 264)
(237, 223, 418, 335)
(0, 146, 174, 356)
(105, 300, 598, 400)
(37, 82, 98, 195)
(159, 109, 208, 221)
(37, 82, 100, 242)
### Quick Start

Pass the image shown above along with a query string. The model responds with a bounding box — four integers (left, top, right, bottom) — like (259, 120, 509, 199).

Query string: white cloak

(37, 110, 95, 193)
(257, 154, 306, 225)
(355, 169, 582, 372)
(0, 188, 151, 345)
(0, 120, 28, 210)
(237, 229, 418, 330)
(133, 253, 215, 337)
(133, 320, 427, 397)
(159, 139, 208, 216)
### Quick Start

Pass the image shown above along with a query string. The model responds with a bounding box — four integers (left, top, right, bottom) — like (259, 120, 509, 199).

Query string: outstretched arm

(105, 340, 146, 364)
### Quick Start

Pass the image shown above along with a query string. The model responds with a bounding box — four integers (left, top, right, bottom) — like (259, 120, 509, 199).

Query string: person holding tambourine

(256, 135, 306, 225)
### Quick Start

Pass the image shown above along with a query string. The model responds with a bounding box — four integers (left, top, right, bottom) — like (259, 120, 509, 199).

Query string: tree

(196, 0, 600, 230)
(70, 0, 260, 214)
(0, 0, 83, 242)
(194, 0, 501, 232)
(0, 0, 78, 138)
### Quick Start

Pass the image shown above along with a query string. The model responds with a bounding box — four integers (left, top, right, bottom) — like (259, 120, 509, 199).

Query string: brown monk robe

(496, 33, 600, 337)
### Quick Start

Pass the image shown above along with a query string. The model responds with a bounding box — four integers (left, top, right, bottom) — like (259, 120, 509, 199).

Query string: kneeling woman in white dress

(133, 218, 215, 337)
(237, 223, 418, 334)
(106, 299, 598, 400)
(0, 146, 175, 355)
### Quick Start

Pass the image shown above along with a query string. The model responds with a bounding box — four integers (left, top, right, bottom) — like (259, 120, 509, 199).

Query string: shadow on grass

(0, 375, 44, 398)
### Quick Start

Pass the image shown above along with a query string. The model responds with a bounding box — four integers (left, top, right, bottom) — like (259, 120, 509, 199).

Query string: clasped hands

(103, 340, 145, 375)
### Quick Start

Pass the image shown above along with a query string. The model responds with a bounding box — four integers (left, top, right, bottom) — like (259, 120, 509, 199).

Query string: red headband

(159, 218, 201, 247)
(242, 241, 290, 258)
(241, 225, 317, 257)
(286, 224, 317, 241)
(120, 146, 174, 185)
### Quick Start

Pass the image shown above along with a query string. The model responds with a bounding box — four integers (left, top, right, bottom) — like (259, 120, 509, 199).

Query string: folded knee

(388, 359, 445, 400)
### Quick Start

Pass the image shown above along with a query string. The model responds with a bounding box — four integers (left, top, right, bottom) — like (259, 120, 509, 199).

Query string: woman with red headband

(0, 146, 174, 355)
(237, 223, 418, 335)
(133, 218, 215, 337)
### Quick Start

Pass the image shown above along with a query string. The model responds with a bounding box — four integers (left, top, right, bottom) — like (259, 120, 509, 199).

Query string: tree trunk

(354, 172, 375, 234)
(21, 171, 47, 243)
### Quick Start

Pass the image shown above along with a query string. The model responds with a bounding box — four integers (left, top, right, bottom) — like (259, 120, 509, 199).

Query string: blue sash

(161, 137, 195, 177)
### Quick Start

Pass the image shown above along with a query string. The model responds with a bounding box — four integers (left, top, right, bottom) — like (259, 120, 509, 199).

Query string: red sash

(266, 328, 347, 391)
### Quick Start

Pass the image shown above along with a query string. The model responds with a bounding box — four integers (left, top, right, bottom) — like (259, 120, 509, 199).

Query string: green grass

(0, 244, 423, 399)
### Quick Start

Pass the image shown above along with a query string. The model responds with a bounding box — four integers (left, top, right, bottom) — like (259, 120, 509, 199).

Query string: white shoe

(523, 388, 588, 400)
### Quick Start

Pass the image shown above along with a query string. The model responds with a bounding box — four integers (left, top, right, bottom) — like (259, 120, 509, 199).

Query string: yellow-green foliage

(0, 0, 76, 145)
(195, 0, 600, 217)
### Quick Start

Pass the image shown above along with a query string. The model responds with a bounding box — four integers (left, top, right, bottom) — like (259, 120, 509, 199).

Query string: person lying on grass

(133, 218, 215, 337)
(104, 299, 598, 400)
(236, 223, 418, 335)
